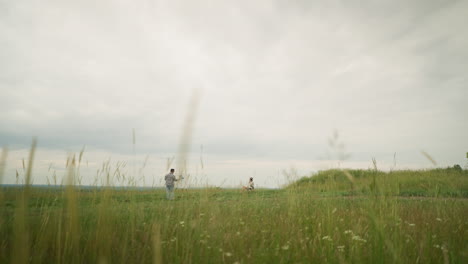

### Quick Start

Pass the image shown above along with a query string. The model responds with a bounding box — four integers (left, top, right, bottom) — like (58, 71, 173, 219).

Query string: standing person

(242, 177, 255, 191)
(165, 168, 178, 200)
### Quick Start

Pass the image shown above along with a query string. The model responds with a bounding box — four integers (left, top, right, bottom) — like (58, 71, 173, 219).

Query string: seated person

(242, 177, 255, 191)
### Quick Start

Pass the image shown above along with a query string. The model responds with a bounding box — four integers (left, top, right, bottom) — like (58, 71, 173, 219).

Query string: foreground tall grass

(1, 167, 467, 263)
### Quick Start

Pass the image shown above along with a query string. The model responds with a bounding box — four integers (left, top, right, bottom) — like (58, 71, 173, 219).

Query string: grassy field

(0, 168, 467, 263)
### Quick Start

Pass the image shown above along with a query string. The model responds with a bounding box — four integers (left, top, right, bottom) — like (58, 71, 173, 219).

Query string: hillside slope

(287, 168, 468, 197)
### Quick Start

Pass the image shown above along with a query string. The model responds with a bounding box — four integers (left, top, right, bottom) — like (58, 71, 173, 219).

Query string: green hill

(287, 167, 468, 197)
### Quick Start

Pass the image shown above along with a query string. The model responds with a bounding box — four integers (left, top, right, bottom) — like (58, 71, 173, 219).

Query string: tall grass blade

(176, 90, 201, 186)
(421, 150, 437, 166)
(12, 138, 37, 264)
(152, 223, 163, 264)
(0, 146, 8, 184)
(65, 155, 80, 262)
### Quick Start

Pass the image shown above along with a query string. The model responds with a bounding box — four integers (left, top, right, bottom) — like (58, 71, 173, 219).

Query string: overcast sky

(1, 0, 467, 188)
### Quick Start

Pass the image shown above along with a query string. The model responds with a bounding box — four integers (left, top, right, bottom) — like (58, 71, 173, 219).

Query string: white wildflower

(352, 235, 367, 243)
(225, 252, 232, 257)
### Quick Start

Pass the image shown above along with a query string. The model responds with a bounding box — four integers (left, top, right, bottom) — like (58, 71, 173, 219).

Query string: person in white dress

(242, 177, 254, 191)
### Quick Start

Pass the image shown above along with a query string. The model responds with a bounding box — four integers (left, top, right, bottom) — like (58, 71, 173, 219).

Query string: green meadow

(1, 167, 467, 263)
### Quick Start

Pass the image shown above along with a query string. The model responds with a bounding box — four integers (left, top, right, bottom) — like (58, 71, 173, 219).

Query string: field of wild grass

(0, 168, 467, 263)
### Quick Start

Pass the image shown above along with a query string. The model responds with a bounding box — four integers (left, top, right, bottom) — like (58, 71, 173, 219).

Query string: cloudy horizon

(1, 0, 467, 188)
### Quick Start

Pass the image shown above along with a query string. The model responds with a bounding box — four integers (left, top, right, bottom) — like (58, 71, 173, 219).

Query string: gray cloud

(1, 0, 467, 176)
